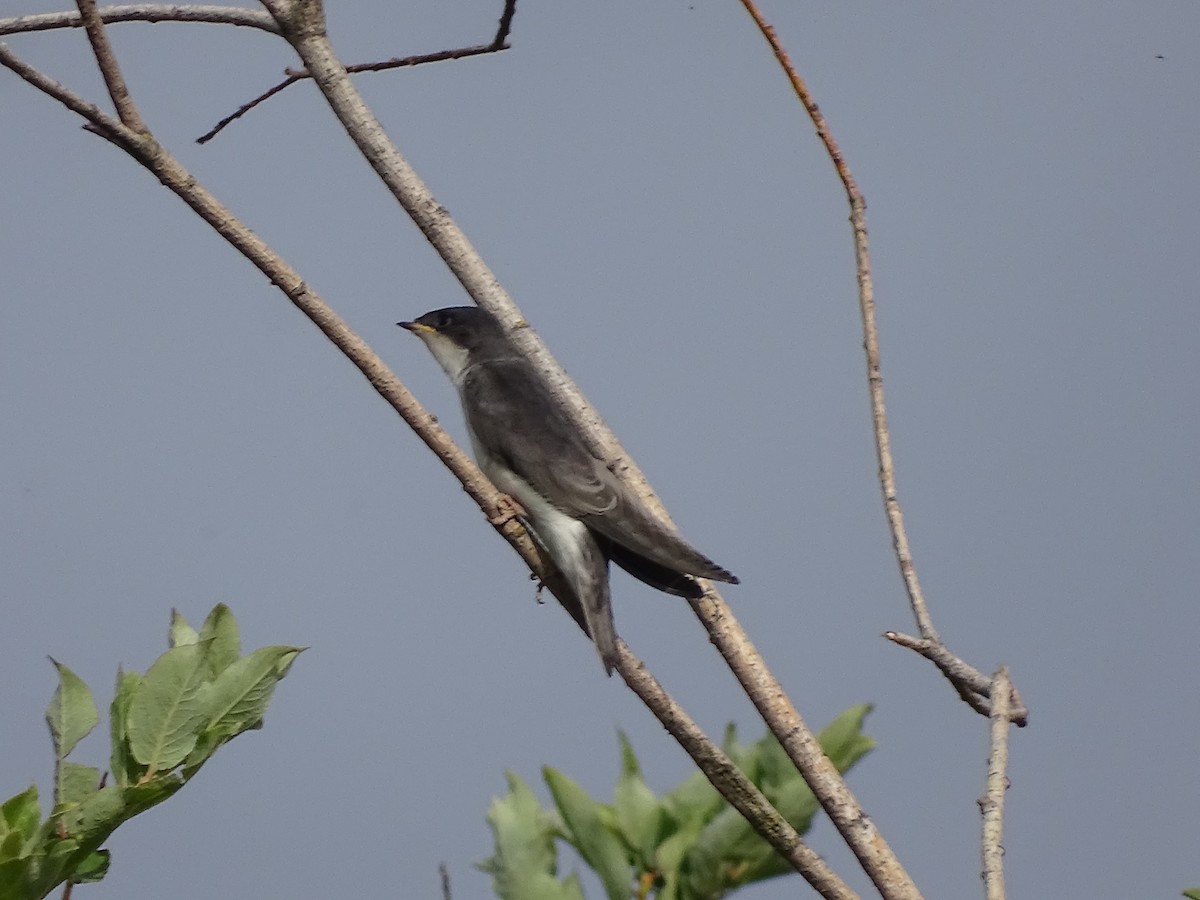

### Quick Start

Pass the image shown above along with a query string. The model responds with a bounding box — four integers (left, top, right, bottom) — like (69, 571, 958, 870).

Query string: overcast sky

(3, 2, 1198, 898)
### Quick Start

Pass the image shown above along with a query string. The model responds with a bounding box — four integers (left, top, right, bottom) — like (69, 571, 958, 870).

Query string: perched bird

(399, 306, 739, 674)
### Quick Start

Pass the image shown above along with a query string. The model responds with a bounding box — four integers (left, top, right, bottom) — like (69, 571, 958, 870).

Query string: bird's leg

(487, 492, 527, 526)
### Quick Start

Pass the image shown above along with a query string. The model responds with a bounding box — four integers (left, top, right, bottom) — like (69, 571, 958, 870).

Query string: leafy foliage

(481, 705, 874, 900)
(0, 605, 302, 900)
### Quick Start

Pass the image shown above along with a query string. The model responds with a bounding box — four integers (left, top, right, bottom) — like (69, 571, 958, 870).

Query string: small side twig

(74, 0, 145, 131)
(196, 0, 517, 144)
(438, 862, 452, 900)
(978, 667, 1013, 900)
(885, 632, 1028, 726)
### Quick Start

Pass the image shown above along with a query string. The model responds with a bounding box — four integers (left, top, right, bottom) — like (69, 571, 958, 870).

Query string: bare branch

(736, 0, 1029, 741)
(197, 36, 512, 145)
(196, 71, 302, 144)
(885, 632, 1028, 726)
(74, 0, 145, 129)
(738, 0, 936, 644)
(979, 667, 1013, 900)
(438, 862, 452, 900)
(0, 5, 279, 37)
(0, 41, 127, 140)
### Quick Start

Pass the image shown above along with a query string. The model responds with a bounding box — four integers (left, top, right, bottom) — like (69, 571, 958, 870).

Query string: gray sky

(3, 1, 1197, 898)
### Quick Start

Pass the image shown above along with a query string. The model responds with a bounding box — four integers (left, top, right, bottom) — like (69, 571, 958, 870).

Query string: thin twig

(979, 667, 1013, 900)
(737, 0, 1028, 733)
(73, 0, 146, 130)
(196, 0, 516, 144)
(0, 4, 280, 36)
(438, 862, 452, 900)
(738, 0, 936, 644)
(885, 632, 1028, 726)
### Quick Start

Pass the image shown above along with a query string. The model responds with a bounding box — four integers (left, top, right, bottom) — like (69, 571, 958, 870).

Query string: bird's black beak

(397, 320, 435, 334)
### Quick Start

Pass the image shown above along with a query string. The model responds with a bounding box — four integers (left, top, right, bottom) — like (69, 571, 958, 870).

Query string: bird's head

(398, 306, 512, 383)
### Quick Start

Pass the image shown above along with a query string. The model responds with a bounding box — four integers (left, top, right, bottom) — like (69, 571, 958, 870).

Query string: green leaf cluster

(481, 705, 874, 900)
(0, 605, 302, 900)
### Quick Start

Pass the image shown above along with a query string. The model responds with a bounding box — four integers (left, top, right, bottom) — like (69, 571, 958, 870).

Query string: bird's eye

(436, 311, 454, 329)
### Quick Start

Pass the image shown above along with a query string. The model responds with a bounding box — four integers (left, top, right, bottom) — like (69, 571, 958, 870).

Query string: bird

(398, 306, 739, 674)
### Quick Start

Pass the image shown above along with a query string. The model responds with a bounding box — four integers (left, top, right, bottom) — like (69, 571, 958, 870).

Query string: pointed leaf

(817, 704, 875, 772)
(0, 857, 33, 900)
(169, 609, 200, 647)
(71, 849, 110, 883)
(46, 660, 98, 761)
(617, 730, 641, 778)
(54, 762, 101, 827)
(614, 765, 664, 868)
(127, 643, 208, 770)
(204, 646, 303, 738)
(198, 604, 240, 677)
(543, 768, 631, 900)
(481, 773, 564, 900)
(1, 787, 40, 843)
(110, 669, 144, 788)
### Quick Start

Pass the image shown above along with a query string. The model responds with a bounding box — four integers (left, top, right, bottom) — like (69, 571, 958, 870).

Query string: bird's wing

(462, 358, 621, 516)
(462, 359, 738, 584)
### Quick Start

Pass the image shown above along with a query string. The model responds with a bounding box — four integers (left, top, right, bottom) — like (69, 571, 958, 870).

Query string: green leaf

(109, 668, 145, 788)
(45, 660, 98, 761)
(543, 767, 631, 900)
(71, 849, 110, 883)
(1, 787, 41, 844)
(169, 609, 200, 647)
(660, 769, 722, 829)
(613, 740, 664, 870)
(481, 773, 565, 900)
(53, 762, 101, 831)
(198, 603, 241, 678)
(0, 856, 33, 900)
(204, 646, 302, 738)
(121, 776, 184, 820)
(127, 643, 209, 772)
(1182, 889, 1200, 900)
(818, 704, 875, 772)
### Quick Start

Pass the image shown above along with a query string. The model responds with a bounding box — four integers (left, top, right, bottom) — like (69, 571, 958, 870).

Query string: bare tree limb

(438, 862, 452, 900)
(979, 667, 1013, 900)
(0, 4, 279, 36)
(196, 0, 516, 143)
(885, 632, 1028, 726)
(74, 0, 145, 130)
(737, 0, 1025, 733)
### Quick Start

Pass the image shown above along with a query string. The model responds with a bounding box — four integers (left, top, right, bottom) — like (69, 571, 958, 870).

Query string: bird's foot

(487, 493, 527, 526)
